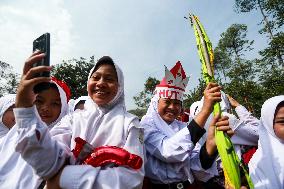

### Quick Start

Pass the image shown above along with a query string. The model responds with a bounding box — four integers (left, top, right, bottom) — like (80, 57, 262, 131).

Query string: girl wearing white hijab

(249, 95, 284, 189)
(0, 77, 70, 189)
(0, 94, 16, 139)
(14, 53, 144, 189)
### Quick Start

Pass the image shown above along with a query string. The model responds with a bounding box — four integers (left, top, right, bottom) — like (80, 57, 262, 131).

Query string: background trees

(0, 61, 19, 96)
(51, 56, 95, 99)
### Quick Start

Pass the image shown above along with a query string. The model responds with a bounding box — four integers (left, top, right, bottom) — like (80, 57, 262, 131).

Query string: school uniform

(249, 95, 284, 189)
(0, 79, 69, 189)
(141, 62, 218, 189)
(14, 63, 145, 189)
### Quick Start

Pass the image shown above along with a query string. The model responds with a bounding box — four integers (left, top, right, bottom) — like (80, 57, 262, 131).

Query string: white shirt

(141, 95, 217, 184)
(0, 80, 69, 189)
(14, 63, 145, 189)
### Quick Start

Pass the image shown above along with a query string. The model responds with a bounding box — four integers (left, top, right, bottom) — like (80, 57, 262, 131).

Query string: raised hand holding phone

(15, 34, 52, 108)
(32, 33, 50, 77)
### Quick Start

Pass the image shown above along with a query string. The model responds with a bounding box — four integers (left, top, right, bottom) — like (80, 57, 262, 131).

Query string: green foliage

(0, 61, 19, 96)
(234, 0, 284, 65)
(51, 56, 95, 99)
(133, 77, 159, 110)
(128, 108, 147, 120)
(183, 78, 206, 109)
(259, 31, 284, 67)
(218, 24, 254, 61)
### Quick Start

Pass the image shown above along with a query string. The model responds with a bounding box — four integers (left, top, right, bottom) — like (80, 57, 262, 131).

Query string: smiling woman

(88, 57, 119, 106)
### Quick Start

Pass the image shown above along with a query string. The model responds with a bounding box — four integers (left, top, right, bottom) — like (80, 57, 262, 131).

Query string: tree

(51, 56, 95, 99)
(214, 46, 232, 81)
(133, 77, 159, 110)
(183, 78, 206, 110)
(0, 61, 19, 96)
(217, 24, 254, 63)
(234, 0, 284, 65)
(131, 77, 159, 118)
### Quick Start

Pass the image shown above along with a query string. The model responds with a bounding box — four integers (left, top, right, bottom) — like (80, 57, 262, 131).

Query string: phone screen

(32, 33, 50, 77)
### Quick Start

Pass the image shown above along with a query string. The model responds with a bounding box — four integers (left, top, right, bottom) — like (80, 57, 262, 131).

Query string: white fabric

(73, 96, 89, 110)
(189, 100, 202, 117)
(249, 95, 284, 189)
(0, 125, 41, 189)
(220, 91, 231, 112)
(0, 81, 69, 189)
(0, 94, 16, 139)
(141, 95, 216, 184)
(192, 99, 259, 148)
(14, 62, 145, 189)
(48, 80, 70, 128)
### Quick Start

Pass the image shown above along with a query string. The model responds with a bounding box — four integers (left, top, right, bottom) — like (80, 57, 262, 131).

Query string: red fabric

(242, 147, 257, 165)
(72, 137, 143, 170)
(156, 61, 187, 88)
(51, 76, 71, 102)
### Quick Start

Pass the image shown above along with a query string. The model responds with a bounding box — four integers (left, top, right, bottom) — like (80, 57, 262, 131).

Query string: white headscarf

(249, 95, 284, 189)
(73, 96, 89, 111)
(0, 94, 16, 138)
(141, 95, 194, 182)
(79, 60, 135, 147)
(47, 80, 70, 128)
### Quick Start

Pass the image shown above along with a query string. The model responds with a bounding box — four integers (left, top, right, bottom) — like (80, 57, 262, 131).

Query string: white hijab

(141, 95, 194, 182)
(249, 95, 284, 189)
(73, 96, 89, 111)
(80, 61, 134, 147)
(0, 94, 16, 138)
(47, 80, 70, 128)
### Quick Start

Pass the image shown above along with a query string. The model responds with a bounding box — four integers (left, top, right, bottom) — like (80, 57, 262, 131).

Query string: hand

(201, 82, 221, 116)
(206, 115, 233, 156)
(46, 168, 63, 189)
(227, 94, 240, 109)
(15, 51, 51, 108)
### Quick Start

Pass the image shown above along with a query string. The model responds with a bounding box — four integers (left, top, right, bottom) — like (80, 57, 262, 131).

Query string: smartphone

(32, 33, 50, 77)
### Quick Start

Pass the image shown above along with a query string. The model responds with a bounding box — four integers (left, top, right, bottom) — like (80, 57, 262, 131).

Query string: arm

(14, 106, 73, 179)
(191, 115, 232, 181)
(14, 52, 72, 179)
(144, 120, 204, 163)
(51, 120, 145, 189)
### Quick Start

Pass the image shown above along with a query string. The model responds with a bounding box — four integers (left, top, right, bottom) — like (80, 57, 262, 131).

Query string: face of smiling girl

(274, 102, 284, 140)
(158, 98, 182, 124)
(88, 64, 118, 106)
(34, 87, 61, 125)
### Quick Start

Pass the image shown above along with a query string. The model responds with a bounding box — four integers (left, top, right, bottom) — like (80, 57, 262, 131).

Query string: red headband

(51, 77, 71, 102)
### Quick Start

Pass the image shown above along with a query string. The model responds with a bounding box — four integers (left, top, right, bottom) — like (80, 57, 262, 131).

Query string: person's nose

(96, 77, 106, 88)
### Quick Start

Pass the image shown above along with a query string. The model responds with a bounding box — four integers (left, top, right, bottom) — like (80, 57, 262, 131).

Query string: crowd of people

(0, 51, 283, 189)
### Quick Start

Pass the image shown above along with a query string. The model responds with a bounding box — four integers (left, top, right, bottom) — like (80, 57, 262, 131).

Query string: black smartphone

(32, 33, 50, 77)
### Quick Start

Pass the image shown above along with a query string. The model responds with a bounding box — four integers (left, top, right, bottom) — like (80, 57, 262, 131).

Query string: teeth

(96, 91, 106, 94)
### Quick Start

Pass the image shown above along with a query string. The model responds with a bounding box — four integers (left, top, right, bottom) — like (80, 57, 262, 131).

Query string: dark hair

(33, 82, 58, 94)
(74, 100, 86, 110)
(90, 56, 117, 78)
(275, 101, 284, 113)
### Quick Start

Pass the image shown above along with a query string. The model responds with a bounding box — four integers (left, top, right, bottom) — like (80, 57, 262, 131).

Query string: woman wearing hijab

(249, 95, 284, 189)
(0, 76, 70, 189)
(141, 61, 232, 189)
(14, 52, 144, 189)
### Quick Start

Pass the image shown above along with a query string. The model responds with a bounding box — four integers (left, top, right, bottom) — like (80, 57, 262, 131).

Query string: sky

(0, 0, 267, 110)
